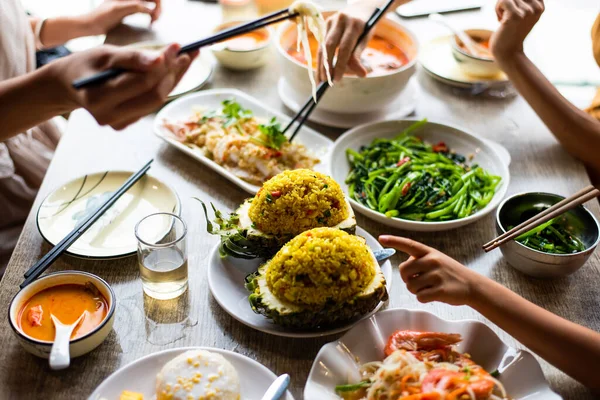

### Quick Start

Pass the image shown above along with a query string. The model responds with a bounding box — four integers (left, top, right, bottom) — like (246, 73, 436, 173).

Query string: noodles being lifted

(289, 1, 333, 100)
(336, 330, 509, 400)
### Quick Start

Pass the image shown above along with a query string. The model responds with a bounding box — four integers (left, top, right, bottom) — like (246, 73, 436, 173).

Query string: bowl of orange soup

(276, 11, 418, 114)
(8, 271, 115, 360)
(451, 28, 502, 78)
(211, 20, 272, 71)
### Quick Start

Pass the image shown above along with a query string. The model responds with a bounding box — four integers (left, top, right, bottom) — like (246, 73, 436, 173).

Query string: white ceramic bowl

(328, 119, 511, 232)
(305, 308, 560, 400)
(211, 21, 272, 71)
(9, 271, 115, 360)
(451, 29, 502, 78)
(276, 12, 418, 114)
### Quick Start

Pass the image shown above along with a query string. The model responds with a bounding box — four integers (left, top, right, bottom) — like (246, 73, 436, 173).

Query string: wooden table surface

(1, 0, 599, 399)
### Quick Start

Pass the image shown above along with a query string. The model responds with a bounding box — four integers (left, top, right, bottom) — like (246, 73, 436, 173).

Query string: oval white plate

(328, 119, 511, 232)
(305, 308, 560, 400)
(88, 347, 294, 400)
(154, 89, 333, 195)
(207, 227, 393, 338)
(37, 171, 180, 259)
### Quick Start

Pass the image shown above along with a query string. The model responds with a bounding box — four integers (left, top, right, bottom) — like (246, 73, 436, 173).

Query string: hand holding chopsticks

(283, 0, 397, 141)
(483, 185, 600, 252)
(72, 9, 298, 89)
(20, 160, 154, 289)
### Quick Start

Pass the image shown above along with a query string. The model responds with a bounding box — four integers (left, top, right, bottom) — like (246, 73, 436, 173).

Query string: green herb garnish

(249, 117, 287, 150)
(335, 381, 371, 393)
(221, 99, 253, 128)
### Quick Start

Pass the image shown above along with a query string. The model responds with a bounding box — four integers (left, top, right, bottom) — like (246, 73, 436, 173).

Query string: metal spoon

(428, 13, 482, 56)
(261, 374, 290, 400)
(49, 312, 87, 370)
(374, 248, 396, 262)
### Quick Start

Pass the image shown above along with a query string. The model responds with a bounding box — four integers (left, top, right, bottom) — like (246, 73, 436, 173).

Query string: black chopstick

(20, 160, 154, 288)
(72, 9, 297, 90)
(284, 0, 396, 140)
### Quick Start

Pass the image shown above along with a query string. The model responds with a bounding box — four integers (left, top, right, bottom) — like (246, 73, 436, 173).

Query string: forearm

(469, 275, 600, 390)
(499, 52, 600, 174)
(0, 66, 73, 140)
(37, 16, 94, 48)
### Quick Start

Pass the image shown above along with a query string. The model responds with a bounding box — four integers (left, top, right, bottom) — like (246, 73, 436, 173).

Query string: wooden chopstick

(72, 9, 297, 90)
(20, 160, 154, 289)
(284, 0, 396, 141)
(483, 185, 600, 252)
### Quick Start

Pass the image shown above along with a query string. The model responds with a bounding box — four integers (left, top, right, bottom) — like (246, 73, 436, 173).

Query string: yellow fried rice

(248, 169, 349, 236)
(265, 228, 375, 306)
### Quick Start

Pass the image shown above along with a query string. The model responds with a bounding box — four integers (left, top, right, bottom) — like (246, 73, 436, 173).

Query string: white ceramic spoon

(49, 312, 86, 370)
(429, 13, 483, 56)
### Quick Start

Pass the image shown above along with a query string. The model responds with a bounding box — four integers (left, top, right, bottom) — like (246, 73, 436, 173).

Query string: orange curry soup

(287, 33, 409, 76)
(18, 283, 108, 342)
(223, 30, 269, 51)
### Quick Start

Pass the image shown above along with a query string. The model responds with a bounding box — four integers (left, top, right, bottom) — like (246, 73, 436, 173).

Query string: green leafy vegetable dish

(512, 217, 586, 254)
(345, 120, 502, 222)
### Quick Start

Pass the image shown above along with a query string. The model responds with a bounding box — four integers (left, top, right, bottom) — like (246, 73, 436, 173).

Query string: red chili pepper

(332, 200, 340, 209)
(307, 210, 314, 215)
(432, 142, 448, 153)
(271, 190, 282, 198)
(402, 182, 412, 196)
(396, 156, 410, 167)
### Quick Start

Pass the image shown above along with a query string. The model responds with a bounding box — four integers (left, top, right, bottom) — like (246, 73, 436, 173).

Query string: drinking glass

(135, 213, 188, 300)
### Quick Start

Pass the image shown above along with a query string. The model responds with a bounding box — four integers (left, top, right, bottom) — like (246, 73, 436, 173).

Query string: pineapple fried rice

(265, 228, 376, 306)
(248, 169, 349, 237)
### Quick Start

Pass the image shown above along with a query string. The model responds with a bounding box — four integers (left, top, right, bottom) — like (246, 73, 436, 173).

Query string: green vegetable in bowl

(512, 218, 586, 254)
(345, 120, 502, 222)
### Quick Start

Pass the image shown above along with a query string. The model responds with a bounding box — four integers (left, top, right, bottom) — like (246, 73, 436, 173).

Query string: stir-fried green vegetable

(511, 218, 586, 254)
(345, 120, 502, 222)
(335, 380, 371, 393)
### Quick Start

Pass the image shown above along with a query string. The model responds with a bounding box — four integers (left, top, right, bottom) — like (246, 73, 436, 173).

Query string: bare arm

(379, 235, 600, 391)
(491, 0, 600, 175)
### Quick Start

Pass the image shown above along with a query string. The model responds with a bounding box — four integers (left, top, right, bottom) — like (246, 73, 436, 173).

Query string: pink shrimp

(385, 330, 462, 356)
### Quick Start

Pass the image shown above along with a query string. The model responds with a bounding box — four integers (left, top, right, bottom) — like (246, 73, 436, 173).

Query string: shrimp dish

(336, 330, 509, 400)
(162, 98, 320, 185)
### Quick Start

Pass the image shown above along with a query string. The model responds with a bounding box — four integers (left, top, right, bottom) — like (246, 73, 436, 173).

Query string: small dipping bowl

(496, 192, 600, 278)
(211, 21, 272, 71)
(8, 271, 115, 361)
(451, 29, 501, 78)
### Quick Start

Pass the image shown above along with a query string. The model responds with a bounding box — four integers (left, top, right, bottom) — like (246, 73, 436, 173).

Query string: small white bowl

(9, 271, 116, 361)
(211, 21, 272, 71)
(451, 29, 502, 78)
(276, 12, 418, 114)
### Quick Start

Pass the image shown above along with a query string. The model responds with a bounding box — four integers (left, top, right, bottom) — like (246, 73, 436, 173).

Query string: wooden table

(1, 0, 599, 399)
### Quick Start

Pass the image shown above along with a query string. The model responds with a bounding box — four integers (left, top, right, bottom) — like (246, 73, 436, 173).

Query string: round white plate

(278, 77, 418, 129)
(129, 42, 213, 101)
(88, 347, 294, 400)
(154, 89, 333, 195)
(305, 308, 560, 400)
(207, 226, 393, 338)
(420, 36, 510, 89)
(37, 171, 180, 259)
(328, 119, 511, 232)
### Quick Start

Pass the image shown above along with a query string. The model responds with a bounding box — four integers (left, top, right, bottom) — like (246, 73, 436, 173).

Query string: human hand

(52, 44, 195, 130)
(490, 0, 544, 61)
(84, 0, 162, 35)
(379, 235, 484, 306)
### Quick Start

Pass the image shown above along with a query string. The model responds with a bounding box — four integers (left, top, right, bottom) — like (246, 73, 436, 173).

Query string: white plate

(328, 119, 511, 232)
(420, 36, 510, 89)
(37, 171, 180, 259)
(88, 347, 294, 400)
(305, 308, 560, 400)
(129, 41, 213, 100)
(278, 78, 418, 129)
(154, 89, 333, 195)
(207, 227, 393, 338)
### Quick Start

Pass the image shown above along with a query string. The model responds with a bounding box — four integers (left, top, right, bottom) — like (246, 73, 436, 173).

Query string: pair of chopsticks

(20, 160, 154, 289)
(283, 0, 397, 141)
(72, 9, 298, 89)
(483, 185, 600, 252)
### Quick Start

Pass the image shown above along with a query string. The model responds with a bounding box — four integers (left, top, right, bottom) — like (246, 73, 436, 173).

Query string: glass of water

(135, 213, 188, 300)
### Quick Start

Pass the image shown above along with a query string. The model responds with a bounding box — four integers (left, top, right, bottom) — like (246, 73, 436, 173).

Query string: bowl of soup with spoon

(276, 11, 418, 114)
(8, 271, 115, 361)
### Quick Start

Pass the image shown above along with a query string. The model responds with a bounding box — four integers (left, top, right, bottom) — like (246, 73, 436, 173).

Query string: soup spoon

(428, 13, 483, 57)
(49, 312, 87, 370)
